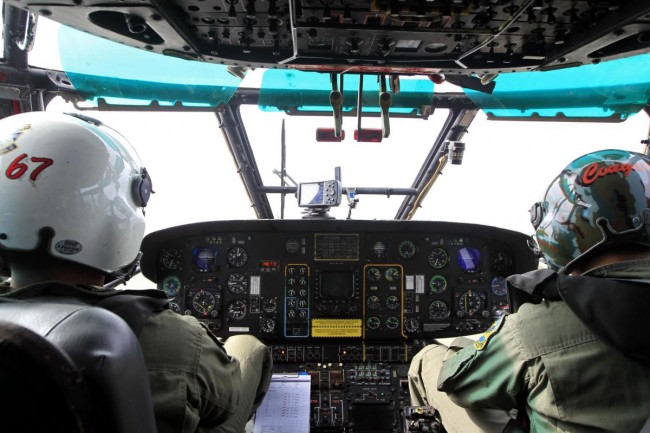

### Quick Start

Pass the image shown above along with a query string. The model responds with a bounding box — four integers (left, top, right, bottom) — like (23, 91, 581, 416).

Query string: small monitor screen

(320, 271, 354, 298)
(299, 182, 325, 206)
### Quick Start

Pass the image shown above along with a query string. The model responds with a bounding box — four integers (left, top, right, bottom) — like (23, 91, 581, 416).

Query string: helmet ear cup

(131, 168, 152, 208)
(530, 202, 544, 230)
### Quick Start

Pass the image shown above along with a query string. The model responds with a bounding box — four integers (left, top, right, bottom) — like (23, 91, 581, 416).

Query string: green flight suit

(140, 310, 273, 433)
(409, 261, 650, 433)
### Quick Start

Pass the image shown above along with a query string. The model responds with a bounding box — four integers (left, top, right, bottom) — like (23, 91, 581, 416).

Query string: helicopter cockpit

(0, 1, 649, 432)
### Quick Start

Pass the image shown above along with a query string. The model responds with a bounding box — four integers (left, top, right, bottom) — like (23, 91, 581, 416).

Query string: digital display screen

(298, 182, 325, 206)
(320, 271, 355, 298)
(457, 247, 481, 272)
(192, 246, 217, 272)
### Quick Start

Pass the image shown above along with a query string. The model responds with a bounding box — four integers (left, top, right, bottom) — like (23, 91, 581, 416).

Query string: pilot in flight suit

(408, 149, 650, 433)
(0, 112, 273, 433)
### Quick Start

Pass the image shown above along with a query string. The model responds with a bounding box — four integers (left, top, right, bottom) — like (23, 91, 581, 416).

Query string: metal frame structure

(217, 89, 479, 220)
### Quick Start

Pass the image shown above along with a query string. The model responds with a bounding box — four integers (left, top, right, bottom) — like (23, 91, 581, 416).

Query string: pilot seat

(0, 300, 158, 433)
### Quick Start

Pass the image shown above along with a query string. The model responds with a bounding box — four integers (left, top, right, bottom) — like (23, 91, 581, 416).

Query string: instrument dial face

(227, 246, 248, 267)
(366, 295, 381, 310)
(227, 272, 249, 294)
(161, 248, 183, 270)
(262, 297, 278, 313)
(491, 276, 508, 296)
(429, 300, 450, 321)
(429, 275, 447, 294)
(366, 316, 381, 330)
(491, 250, 513, 273)
(428, 247, 449, 269)
(366, 267, 382, 282)
(398, 240, 417, 259)
(169, 301, 182, 314)
(259, 317, 276, 334)
(385, 316, 400, 330)
(385, 295, 400, 310)
(384, 267, 400, 282)
(192, 290, 216, 316)
(458, 290, 483, 316)
(404, 318, 421, 334)
(161, 275, 182, 298)
(227, 299, 248, 321)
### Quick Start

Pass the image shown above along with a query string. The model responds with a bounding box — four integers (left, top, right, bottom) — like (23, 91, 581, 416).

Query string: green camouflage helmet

(531, 149, 650, 270)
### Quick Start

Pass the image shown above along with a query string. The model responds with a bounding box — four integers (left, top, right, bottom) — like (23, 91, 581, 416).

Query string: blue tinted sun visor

(58, 25, 241, 107)
(258, 70, 433, 115)
(464, 54, 650, 120)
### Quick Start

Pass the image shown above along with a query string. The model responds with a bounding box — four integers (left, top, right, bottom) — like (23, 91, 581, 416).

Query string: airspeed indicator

(428, 247, 449, 269)
(398, 240, 416, 259)
(429, 275, 447, 294)
(429, 300, 450, 321)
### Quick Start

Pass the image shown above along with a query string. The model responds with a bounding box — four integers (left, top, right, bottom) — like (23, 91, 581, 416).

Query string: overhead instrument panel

(142, 220, 537, 345)
(7, 0, 650, 75)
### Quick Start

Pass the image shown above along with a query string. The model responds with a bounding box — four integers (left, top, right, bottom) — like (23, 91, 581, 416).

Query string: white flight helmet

(0, 112, 151, 277)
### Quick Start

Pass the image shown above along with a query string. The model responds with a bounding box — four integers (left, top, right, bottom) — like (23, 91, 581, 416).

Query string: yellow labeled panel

(312, 319, 362, 338)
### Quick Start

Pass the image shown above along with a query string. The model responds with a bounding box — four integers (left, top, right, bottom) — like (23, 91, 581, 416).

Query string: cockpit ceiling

(8, 0, 650, 75)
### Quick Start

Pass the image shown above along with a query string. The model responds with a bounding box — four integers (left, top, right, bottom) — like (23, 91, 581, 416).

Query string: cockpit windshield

(22, 15, 650, 233)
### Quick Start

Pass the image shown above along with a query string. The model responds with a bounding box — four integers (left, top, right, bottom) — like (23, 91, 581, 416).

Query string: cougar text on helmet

(581, 162, 635, 186)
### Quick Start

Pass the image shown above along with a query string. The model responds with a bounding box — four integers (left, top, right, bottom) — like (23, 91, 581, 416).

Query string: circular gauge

(262, 297, 277, 313)
(366, 316, 381, 330)
(193, 246, 217, 272)
(398, 240, 417, 260)
(227, 246, 248, 267)
(429, 300, 450, 321)
(160, 248, 182, 270)
(260, 317, 276, 334)
(371, 241, 388, 259)
(385, 316, 400, 330)
(491, 276, 508, 296)
(491, 250, 513, 273)
(429, 275, 447, 294)
(285, 239, 300, 253)
(457, 247, 481, 273)
(384, 267, 400, 282)
(192, 290, 216, 316)
(161, 275, 182, 298)
(366, 267, 382, 282)
(386, 295, 400, 310)
(404, 318, 421, 334)
(458, 290, 483, 316)
(227, 272, 248, 294)
(366, 295, 381, 310)
(226, 299, 248, 321)
(428, 247, 449, 269)
(169, 301, 182, 314)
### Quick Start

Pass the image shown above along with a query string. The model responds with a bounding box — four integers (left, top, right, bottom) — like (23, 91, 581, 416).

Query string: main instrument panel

(141, 220, 537, 433)
(142, 220, 536, 345)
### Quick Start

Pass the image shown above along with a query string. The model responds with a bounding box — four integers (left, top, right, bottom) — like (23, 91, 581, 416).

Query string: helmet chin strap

(526, 236, 544, 260)
(559, 209, 650, 275)
(104, 252, 142, 289)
